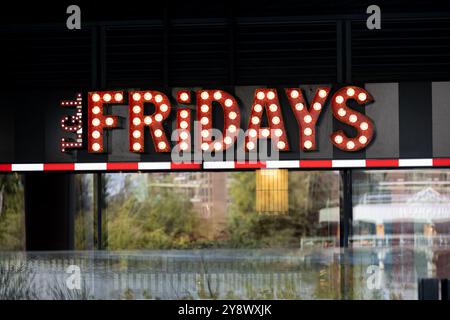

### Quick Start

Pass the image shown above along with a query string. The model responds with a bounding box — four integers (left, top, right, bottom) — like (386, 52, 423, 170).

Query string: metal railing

(300, 234, 450, 249)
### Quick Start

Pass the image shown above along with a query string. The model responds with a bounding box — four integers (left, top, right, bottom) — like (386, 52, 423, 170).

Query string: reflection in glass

(350, 170, 450, 299)
(103, 171, 340, 250)
(0, 174, 25, 250)
(74, 174, 95, 250)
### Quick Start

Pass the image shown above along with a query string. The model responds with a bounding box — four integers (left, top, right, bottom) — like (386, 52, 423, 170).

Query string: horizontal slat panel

(352, 18, 450, 82)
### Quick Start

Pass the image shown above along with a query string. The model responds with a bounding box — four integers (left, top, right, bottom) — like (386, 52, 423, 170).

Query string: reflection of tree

(106, 175, 199, 250)
(0, 174, 24, 250)
(227, 171, 337, 248)
(101, 171, 338, 249)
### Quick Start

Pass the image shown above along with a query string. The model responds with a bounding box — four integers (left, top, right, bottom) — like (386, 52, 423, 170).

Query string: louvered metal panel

(105, 25, 165, 88)
(3, 29, 91, 89)
(352, 18, 450, 82)
(235, 22, 337, 85)
(169, 22, 229, 86)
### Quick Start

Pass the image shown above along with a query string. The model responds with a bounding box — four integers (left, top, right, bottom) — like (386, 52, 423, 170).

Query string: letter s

(330, 86, 375, 152)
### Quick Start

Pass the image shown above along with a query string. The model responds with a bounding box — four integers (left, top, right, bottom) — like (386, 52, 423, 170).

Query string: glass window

(74, 174, 95, 250)
(0, 174, 25, 250)
(350, 169, 450, 299)
(103, 170, 340, 250)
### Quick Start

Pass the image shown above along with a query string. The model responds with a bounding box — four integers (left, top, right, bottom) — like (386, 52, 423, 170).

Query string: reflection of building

(160, 172, 229, 240)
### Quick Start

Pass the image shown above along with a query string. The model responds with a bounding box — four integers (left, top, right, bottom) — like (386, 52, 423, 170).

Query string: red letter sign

(88, 91, 123, 153)
(330, 86, 374, 151)
(245, 89, 289, 151)
(197, 90, 240, 152)
(129, 91, 171, 153)
(285, 87, 330, 151)
(176, 90, 192, 152)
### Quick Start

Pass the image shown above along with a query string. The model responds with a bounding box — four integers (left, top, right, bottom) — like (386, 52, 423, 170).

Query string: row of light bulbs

(83, 87, 373, 153)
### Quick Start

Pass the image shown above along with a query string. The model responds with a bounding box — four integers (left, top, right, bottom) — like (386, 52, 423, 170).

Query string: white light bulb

(338, 108, 346, 117)
(92, 94, 100, 102)
(214, 142, 222, 150)
(180, 131, 189, 140)
(290, 90, 299, 99)
(154, 129, 162, 137)
(179, 92, 189, 102)
(249, 129, 257, 137)
(133, 117, 141, 126)
(225, 99, 233, 107)
(133, 93, 141, 101)
(132, 105, 141, 114)
(295, 103, 304, 111)
(158, 141, 166, 150)
(358, 92, 367, 101)
(349, 114, 357, 123)
(262, 129, 270, 137)
(201, 104, 209, 113)
(318, 89, 327, 98)
(304, 115, 312, 123)
(92, 143, 101, 151)
(114, 93, 123, 101)
(214, 91, 222, 100)
(133, 142, 141, 151)
(160, 104, 168, 112)
(272, 116, 280, 125)
(155, 114, 163, 122)
(347, 141, 355, 150)
(201, 130, 209, 138)
(304, 128, 312, 136)
(313, 102, 321, 111)
(180, 110, 189, 118)
(277, 141, 286, 149)
(92, 130, 100, 139)
(132, 130, 141, 138)
(359, 136, 368, 144)
(155, 95, 163, 103)
(144, 116, 152, 125)
(224, 136, 232, 145)
(92, 106, 101, 115)
(246, 141, 255, 150)
(360, 122, 369, 130)
(92, 118, 100, 127)
(335, 95, 344, 104)
(304, 141, 312, 149)
(201, 117, 209, 125)
(103, 93, 111, 102)
(267, 91, 275, 100)
(144, 92, 152, 101)
(229, 112, 237, 120)
(105, 117, 114, 126)
(180, 142, 188, 150)
(335, 135, 343, 144)
(256, 91, 265, 100)
(251, 116, 260, 125)
(346, 88, 355, 96)
(201, 91, 209, 100)
(180, 121, 188, 129)
(201, 143, 209, 151)
(269, 104, 278, 112)
(228, 125, 237, 133)
(254, 104, 263, 112)
(274, 129, 283, 137)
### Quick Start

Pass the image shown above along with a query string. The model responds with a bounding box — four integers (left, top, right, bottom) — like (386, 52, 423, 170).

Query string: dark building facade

(0, 0, 450, 300)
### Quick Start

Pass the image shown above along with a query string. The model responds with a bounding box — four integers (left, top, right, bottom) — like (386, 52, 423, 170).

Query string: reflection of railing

(300, 235, 450, 248)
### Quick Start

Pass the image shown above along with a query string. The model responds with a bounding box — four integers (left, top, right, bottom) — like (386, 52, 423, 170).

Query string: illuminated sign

(61, 86, 374, 155)
(1, 81, 447, 172)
